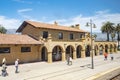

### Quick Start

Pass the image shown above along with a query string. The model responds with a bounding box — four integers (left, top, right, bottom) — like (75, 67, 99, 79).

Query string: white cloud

(17, 8, 33, 19)
(46, 10, 120, 33)
(13, 0, 32, 4)
(95, 10, 110, 14)
(0, 16, 21, 29)
(17, 8, 32, 13)
(0, 10, 120, 33)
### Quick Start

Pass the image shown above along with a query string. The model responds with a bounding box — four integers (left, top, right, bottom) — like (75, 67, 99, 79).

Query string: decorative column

(62, 51, 66, 61)
(81, 37, 86, 58)
(110, 47, 113, 54)
(81, 49, 85, 58)
(96, 49, 99, 56)
(47, 33, 52, 63)
(47, 52, 52, 63)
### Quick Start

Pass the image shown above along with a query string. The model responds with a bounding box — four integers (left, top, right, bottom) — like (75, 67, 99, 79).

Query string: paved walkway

(0, 52, 120, 80)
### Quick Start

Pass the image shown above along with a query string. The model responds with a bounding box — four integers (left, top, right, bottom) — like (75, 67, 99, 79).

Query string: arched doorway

(66, 45, 74, 59)
(85, 45, 91, 57)
(94, 45, 98, 56)
(41, 47, 47, 61)
(99, 45, 103, 55)
(105, 44, 108, 53)
(76, 45, 82, 58)
(52, 46, 63, 61)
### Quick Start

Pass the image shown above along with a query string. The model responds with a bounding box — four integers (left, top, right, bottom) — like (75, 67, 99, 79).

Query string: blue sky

(0, 0, 120, 32)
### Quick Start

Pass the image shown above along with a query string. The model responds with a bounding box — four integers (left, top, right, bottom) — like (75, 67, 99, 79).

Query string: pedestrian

(1, 62, 8, 77)
(67, 56, 70, 65)
(110, 53, 114, 60)
(15, 59, 19, 73)
(69, 57, 72, 65)
(2, 57, 6, 65)
(104, 52, 108, 60)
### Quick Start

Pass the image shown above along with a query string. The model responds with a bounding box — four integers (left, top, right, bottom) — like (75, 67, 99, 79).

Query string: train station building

(0, 21, 117, 65)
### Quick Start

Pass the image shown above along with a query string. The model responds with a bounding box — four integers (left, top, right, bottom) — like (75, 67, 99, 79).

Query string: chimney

(75, 24, 80, 29)
(54, 21, 58, 26)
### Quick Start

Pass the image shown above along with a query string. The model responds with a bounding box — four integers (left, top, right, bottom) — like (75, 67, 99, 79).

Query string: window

(43, 31, 48, 38)
(70, 33, 73, 40)
(80, 34, 83, 38)
(83, 33, 85, 38)
(58, 32, 63, 39)
(0, 47, 10, 54)
(21, 47, 31, 52)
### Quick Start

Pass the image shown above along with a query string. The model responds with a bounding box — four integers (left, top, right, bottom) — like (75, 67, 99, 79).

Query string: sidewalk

(0, 52, 120, 80)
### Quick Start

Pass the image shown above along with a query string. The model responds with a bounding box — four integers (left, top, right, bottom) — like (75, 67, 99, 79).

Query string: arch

(94, 45, 98, 56)
(105, 44, 109, 53)
(76, 45, 82, 58)
(41, 46, 48, 61)
(52, 45, 63, 61)
(99, 45, 104, 55)
(66, 45, 74, 59)
(85, 45, 91, 57)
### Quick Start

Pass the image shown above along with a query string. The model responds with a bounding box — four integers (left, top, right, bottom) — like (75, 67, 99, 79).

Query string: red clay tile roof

(0, 34, 42, 45)
(16, 21, 87, 33)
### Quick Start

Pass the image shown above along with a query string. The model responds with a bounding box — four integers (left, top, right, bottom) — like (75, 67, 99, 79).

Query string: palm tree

(101, 21, 114, 41)
(93, 34, 97, 41)
(0, 25, 7, 34)
(111, 32, 115, 41)
(116, 23, 120, 48)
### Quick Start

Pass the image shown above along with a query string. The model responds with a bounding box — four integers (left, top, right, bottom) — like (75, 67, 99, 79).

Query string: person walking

(110, 53, 114, 60)
(1, 62, 8, 77)
(2, 57, 6, 65)
(69, 57, 72, 65)
(15, 59, 19, 73)
(104, 52, 108, 60)
(67, 56, 70, 65)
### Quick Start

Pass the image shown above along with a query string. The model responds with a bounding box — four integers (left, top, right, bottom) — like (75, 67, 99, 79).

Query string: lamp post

(86, 19, 96, 69)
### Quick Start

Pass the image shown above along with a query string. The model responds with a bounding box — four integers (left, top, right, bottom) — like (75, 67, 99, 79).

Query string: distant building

(0, 21, 117, 64)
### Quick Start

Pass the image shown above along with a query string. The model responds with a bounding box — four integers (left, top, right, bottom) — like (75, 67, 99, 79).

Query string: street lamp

(86, 19, 96, 69)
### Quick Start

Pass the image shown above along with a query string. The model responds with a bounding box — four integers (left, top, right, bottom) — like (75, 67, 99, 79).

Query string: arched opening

(85, 45, 91, 57)
(76, 45, 82, 58)
(105, 44, 108, 53)
(99, 45, 103, 55)
(41, 47, 48, 61)
(52, 46, 63, 61)
(94, 45, 98, 56)
(66, 45, 74, 59)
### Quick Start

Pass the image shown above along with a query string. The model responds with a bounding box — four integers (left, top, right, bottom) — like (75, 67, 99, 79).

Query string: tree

(93, 34, 97, 41)
(0, 25, 7, 34)
(70, 25, 75, 28)
(111, 32, 115, 41)
(101, 21, 114, 41)
(111, 26, 116, 41)
(116, 23, 120, 47)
